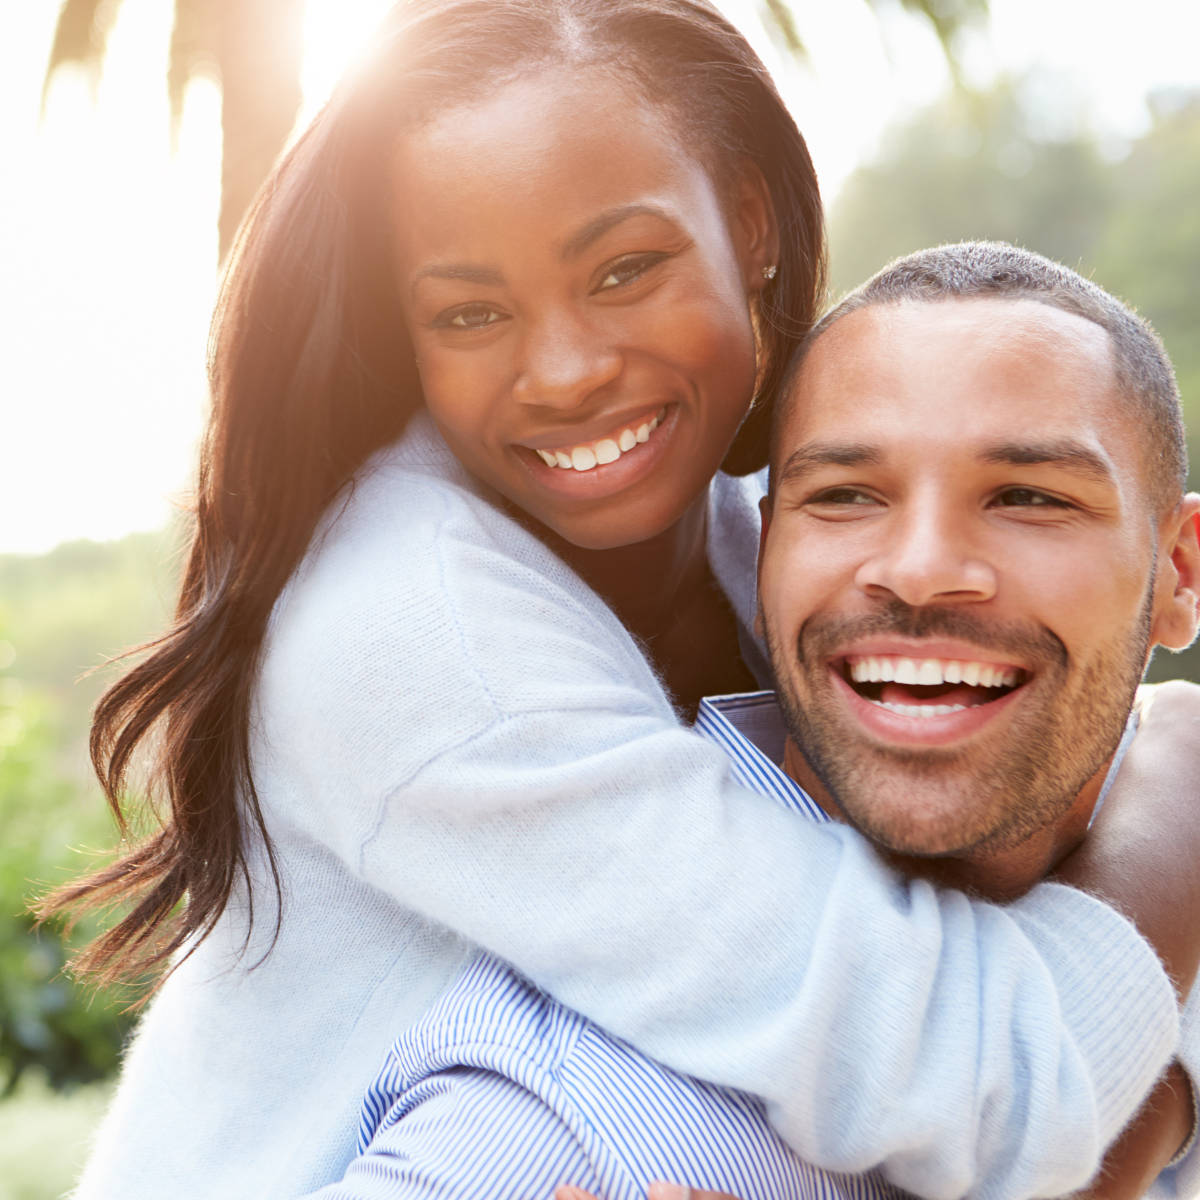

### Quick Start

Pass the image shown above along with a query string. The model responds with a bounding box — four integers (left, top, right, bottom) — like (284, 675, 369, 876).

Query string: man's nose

(511, 310, 623, 410)
(854, 501, 997, 607)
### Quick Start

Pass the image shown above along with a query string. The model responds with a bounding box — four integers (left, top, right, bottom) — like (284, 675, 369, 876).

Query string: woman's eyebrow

(411, 262, 505, 292)
(560, 203, 674, 260)
(409, 204, 673, 293)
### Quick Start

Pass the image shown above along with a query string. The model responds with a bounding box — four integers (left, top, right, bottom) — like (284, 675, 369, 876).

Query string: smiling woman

(36, 3, 1200, 1198)
(391, 65, 771, 560)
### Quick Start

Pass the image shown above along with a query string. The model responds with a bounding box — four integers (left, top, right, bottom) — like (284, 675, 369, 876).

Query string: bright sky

(3, 0, 1199, 555)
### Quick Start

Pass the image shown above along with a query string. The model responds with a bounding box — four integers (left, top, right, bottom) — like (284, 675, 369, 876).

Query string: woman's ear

(1150, 493, 1200, 651)
(729, 162, 779, 293)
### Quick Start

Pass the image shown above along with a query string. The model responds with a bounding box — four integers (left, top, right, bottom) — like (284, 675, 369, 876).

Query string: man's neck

(780, 736, 1111, 902)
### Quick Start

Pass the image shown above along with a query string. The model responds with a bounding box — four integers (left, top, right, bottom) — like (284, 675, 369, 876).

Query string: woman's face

(389, 65, 777, 550)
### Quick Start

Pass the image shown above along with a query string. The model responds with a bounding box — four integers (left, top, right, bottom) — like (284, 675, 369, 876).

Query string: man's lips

(830, 667, 1027, 746)
(826, 641, 1033, 747)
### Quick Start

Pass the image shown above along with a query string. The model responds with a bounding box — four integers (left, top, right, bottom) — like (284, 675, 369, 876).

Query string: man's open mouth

(837, 654, 1029, 719)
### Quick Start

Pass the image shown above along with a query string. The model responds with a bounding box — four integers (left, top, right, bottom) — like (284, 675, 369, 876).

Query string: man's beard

(765, 593, 1153, 859)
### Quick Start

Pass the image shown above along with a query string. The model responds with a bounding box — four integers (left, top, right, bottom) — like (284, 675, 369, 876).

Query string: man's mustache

(795, 599, 1068, 671)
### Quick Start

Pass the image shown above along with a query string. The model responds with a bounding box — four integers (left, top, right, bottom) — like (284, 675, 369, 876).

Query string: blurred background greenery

(4, 0, 1199, 1197)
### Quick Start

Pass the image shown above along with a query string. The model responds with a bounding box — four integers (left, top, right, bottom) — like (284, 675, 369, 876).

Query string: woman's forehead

(388, 66, 725, 264)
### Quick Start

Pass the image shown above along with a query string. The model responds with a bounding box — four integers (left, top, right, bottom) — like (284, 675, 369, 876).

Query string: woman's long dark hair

(41, 0, 826, 989)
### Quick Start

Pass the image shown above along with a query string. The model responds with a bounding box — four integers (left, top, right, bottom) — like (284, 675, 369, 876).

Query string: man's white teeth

(848, 656, 1020, 688)
(534, 408, 665, 471)
(872, 700, 973, 718)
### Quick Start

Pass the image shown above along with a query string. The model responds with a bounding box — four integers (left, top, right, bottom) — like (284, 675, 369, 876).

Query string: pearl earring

(762, 264, 777, 281)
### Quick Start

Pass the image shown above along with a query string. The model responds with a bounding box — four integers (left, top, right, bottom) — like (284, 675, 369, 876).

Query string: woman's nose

(854, 505, 998, 607)
(512, 311, 622, 410)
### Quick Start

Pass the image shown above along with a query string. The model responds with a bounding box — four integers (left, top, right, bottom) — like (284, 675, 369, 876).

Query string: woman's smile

(521, 404, 667, 472)
(513, 403, 678, 501)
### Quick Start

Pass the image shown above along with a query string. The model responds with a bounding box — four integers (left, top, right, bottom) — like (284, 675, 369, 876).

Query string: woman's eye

(594, 253, 667, 292)
(992, 487, 1072, 509)
(435, 304, 504, 330)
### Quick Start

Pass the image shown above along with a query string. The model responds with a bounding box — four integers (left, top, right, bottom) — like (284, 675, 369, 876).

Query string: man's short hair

(777, 241, 1187, 513)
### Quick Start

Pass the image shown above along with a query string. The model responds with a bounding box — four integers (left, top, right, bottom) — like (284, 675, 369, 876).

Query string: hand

(555, 1184, 744, 1200)
(1054, 680, 1200, 996)
(1072, 1062, 1196, 1199)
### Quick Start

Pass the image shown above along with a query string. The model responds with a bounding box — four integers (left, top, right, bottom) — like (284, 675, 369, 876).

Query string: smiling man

(324, 244, 1200, 1200)
(758, 242, 1200, 903)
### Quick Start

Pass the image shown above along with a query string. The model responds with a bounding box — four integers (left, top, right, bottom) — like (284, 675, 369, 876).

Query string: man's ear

(730, 162, 780, 295)
(754, 494, 772, 638)
(1150, 493, 1200, 651)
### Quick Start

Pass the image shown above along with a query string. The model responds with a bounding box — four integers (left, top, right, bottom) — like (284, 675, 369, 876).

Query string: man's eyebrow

(560, 203, 674, 260)
(776, 443, 883, 488)
(980, 440, 1117, 485)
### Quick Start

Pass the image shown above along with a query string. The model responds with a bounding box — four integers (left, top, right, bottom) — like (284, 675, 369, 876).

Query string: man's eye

(435, 304, 504, 330)
(992, 487, 1072, 509)
(808, 487, 878, 507)
(594, 253, 668, 292)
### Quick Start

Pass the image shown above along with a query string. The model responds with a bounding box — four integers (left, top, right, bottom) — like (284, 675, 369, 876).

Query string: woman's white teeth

(535, 409, 665, 470)
(848, 656, 1020, 688)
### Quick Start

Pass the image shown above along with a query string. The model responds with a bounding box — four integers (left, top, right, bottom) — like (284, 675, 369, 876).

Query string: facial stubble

(764, 592, 1154, 860)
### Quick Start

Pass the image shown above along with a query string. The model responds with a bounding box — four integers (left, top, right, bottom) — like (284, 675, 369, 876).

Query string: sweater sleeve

(255, 463, 1180, 1200)
(1147, 982, 1200, 1200)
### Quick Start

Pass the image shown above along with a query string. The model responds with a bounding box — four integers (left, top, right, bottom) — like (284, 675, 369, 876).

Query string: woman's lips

(514, 404, 679, 499)
(521, 406, 667, 472)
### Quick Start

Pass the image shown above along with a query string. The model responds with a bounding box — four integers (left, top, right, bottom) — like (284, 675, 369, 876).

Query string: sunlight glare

(300, 0, 396, 120)
(2, 1, 218, 555)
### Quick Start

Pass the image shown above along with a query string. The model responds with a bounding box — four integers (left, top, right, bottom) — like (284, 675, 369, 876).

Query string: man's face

(758, 297, 1194, 867)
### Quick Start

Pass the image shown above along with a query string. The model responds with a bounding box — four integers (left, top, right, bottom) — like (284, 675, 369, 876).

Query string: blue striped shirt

(313, 692, 908, 1200)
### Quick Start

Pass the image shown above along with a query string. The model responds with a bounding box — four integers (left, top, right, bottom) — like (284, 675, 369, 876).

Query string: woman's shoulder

(285, 412, 589, 620)
(256, 412, 654, 739)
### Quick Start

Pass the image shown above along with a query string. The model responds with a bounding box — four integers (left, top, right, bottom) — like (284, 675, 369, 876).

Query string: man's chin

(827, 776, 1002, 860)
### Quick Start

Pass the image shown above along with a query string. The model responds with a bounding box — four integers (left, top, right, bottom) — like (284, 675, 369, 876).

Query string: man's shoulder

(364, 952, 905, 1200)
(377, 953, 590, 1085)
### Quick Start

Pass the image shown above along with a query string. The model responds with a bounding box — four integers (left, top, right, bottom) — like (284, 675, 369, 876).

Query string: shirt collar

(695, 691, 829, 823)
(698, 689, 1141, 835)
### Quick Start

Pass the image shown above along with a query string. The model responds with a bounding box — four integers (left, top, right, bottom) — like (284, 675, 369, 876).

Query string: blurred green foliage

(0, 666, 130, 1094)
(0, 1073, 113, 1200)
(0, 531, 179, 778)
(0, 529, 177, 1097)
(828, 76, 1200, 687)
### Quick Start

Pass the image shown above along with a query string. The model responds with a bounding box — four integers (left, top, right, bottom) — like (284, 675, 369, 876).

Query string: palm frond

(759, 0, 989, 79)
(167, 1, 220, 141)
(42, 0, 125, 109)
(760, 0, 809, 61)
(892, 0, 989, 83)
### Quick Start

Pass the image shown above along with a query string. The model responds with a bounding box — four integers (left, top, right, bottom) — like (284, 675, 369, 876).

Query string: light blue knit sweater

(74, 413, 1181, 1200)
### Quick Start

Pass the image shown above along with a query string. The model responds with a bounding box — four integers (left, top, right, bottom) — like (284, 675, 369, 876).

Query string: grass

(0, 1073, 113, 1200)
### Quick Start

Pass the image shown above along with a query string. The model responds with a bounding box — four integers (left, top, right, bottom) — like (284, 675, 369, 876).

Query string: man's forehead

(779, 297, 1124, 450)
